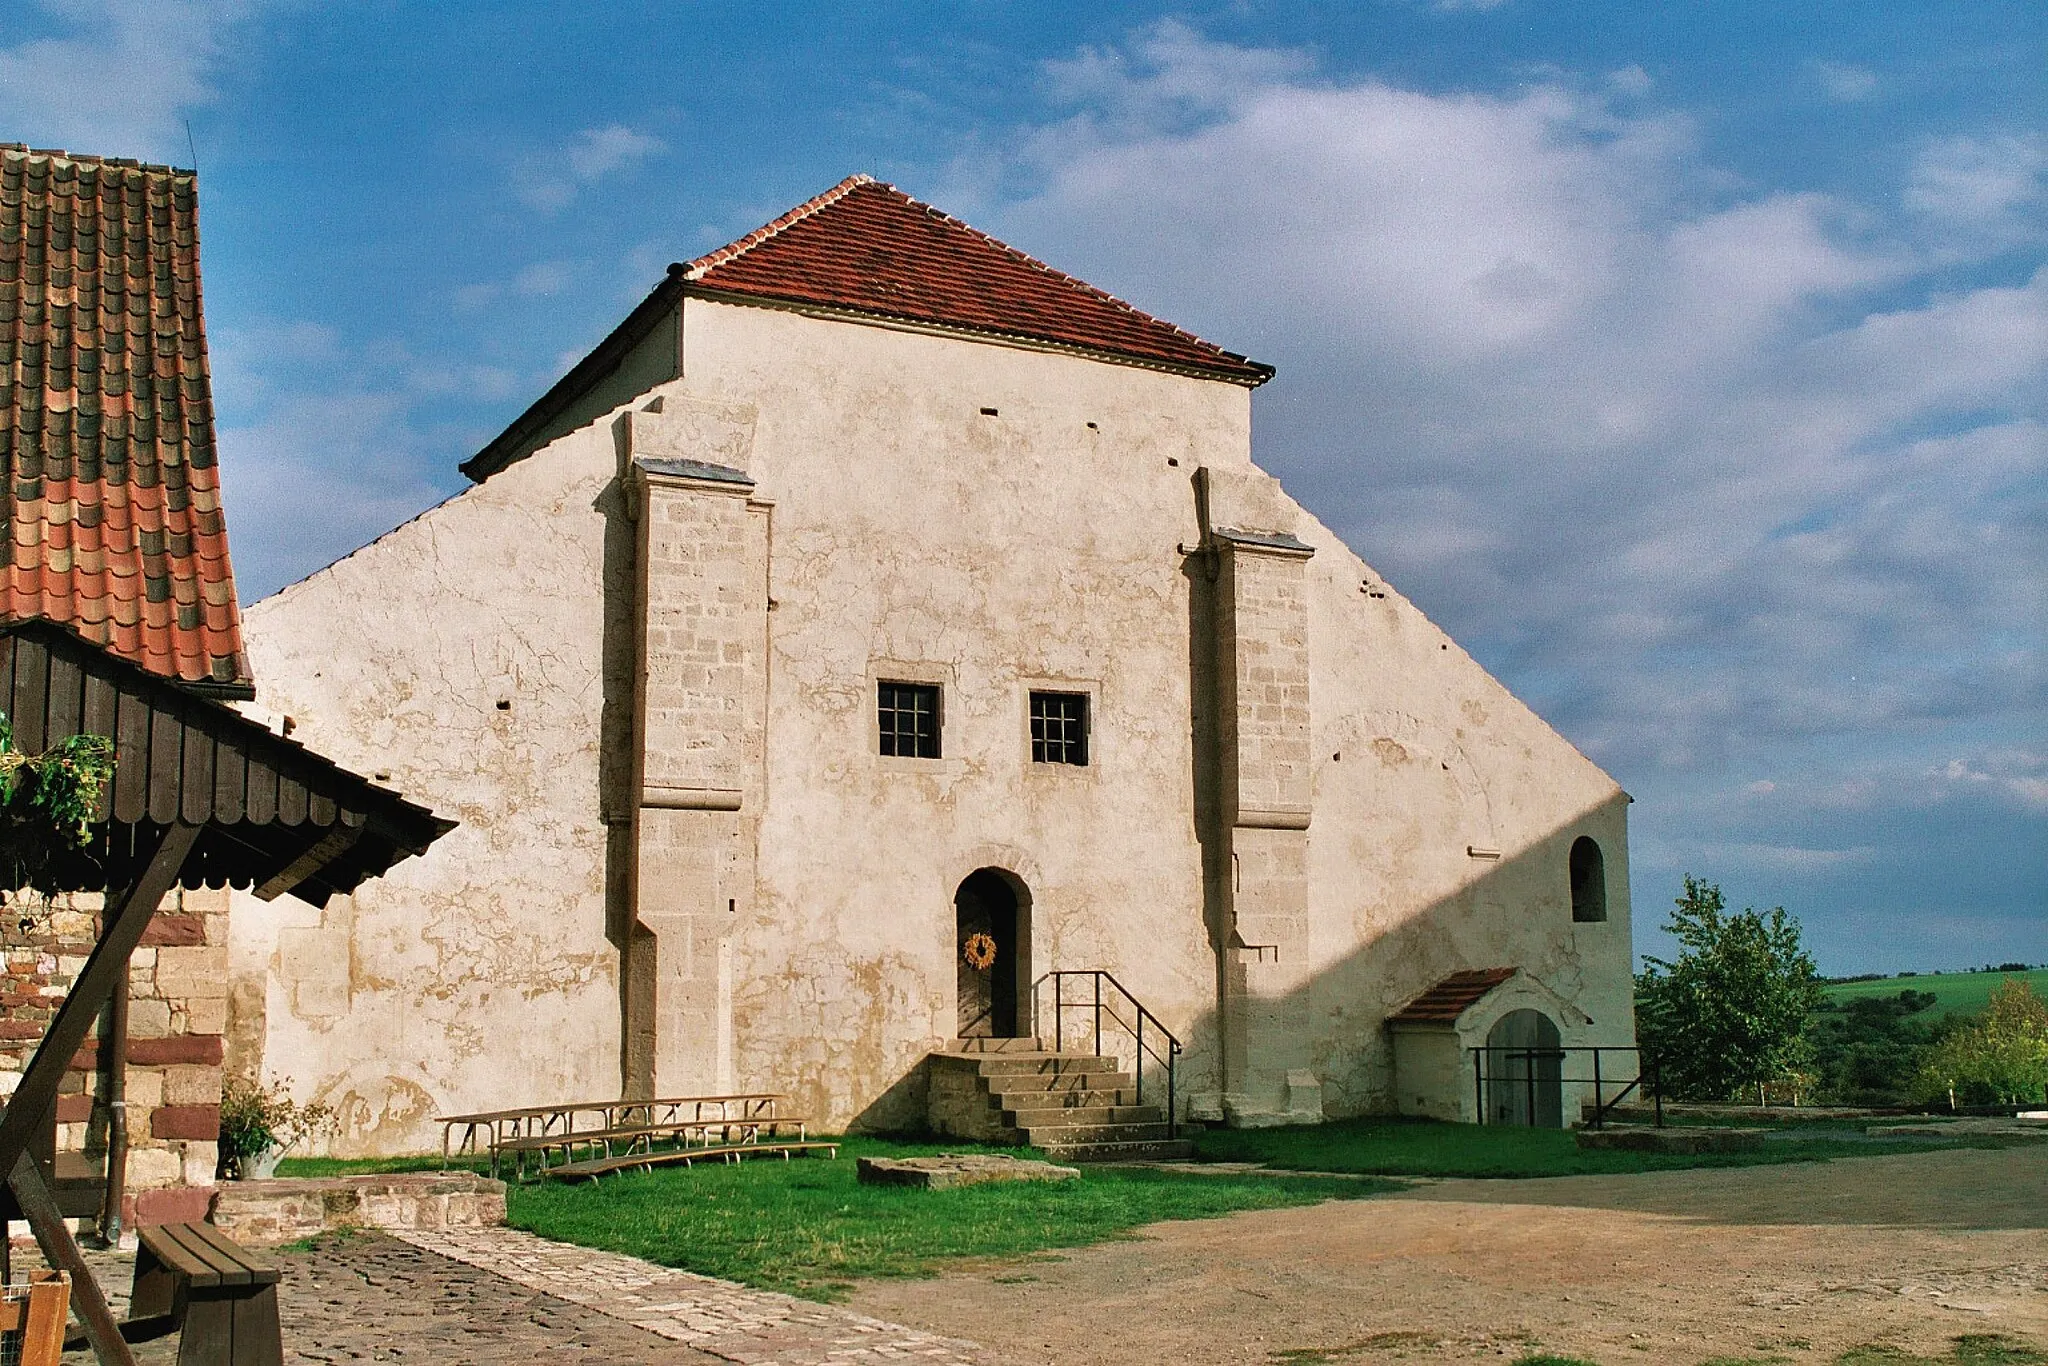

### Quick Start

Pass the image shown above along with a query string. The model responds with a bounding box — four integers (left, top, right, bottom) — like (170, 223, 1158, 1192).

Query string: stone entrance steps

(932, 1040, 1194, 1161)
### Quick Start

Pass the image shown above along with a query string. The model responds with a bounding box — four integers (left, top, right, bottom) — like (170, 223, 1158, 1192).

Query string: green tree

(1634, 876, 1824, 1102)
(1918, 978, 2048, 1106)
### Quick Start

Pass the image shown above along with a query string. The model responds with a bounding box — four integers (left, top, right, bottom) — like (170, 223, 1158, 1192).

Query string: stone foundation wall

(209, 1173, 507, 1248)
(0, 883, 229, 1227)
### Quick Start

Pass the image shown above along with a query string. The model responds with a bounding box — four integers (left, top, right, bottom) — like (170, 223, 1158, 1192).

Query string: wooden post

(0, 822, 196, 1366)
(10, 1156, 134, 1366)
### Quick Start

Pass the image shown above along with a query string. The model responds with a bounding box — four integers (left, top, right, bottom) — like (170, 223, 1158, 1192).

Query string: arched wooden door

(955, 870, 1029, 1038)
(1486, 1009, 1564, 1127)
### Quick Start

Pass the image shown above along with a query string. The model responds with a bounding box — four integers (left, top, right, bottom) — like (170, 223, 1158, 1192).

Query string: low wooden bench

(129, 1222, 282, 1366)
(547, 1139, 841, 1182)
(499, 1116, 810, 1179)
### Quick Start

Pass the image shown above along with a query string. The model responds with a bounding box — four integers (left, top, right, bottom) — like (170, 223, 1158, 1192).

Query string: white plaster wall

(229, 289, 1637, 1147)
(658, 299, 1633, 1129)
(227, 423, 626, 1155)
(666, 300, 1247, 1128)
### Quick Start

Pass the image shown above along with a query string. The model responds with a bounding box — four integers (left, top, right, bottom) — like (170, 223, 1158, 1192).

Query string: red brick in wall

(130, 1187, 213, 1228)
(127, 1035, 224, 1066)
(139, 915, 207, 947)
(150, 1104, 220, 1140)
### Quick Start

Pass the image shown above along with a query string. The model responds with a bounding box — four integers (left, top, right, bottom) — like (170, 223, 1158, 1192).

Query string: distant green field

(1822, 967, 2047, 1018)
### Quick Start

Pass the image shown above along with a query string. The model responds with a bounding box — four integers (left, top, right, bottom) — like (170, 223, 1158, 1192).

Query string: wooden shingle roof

(0, 145, 248, 694)
(2, 617, 451, 905)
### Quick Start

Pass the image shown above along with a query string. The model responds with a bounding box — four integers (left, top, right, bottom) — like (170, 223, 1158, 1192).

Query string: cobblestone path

(46, 1228, 987, 1364)
(396, 1227, 987, 1364)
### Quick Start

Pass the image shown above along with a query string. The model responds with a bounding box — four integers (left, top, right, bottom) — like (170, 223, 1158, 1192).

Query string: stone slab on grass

(1575, 1125, 1766, 1154)
(857, 1153, 1081, 1190)
(211, 1171, 507, 1246)
(1868, 1117, 2048, 1139)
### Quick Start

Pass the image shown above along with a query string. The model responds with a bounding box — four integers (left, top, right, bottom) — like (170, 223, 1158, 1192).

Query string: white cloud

(512, 124, 666, 212)
(1906, 133, 2048, 247)
(981, 26, 2046, 952)
(1811, 60, 1878, 103)
(0, 0, 258, 164)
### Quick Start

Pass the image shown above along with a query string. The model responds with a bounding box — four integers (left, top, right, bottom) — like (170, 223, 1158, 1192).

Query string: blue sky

(4, 1, 2041, 973)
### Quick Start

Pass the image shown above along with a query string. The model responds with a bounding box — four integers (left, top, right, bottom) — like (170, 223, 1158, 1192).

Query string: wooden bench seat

(130, 1222, 282, 1366)
(546, 1139, 841, 1182)
(499, 1117, 810, 1178)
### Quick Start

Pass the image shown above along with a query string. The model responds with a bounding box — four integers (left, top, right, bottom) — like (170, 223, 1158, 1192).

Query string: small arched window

(1569, 836, 1607, 923)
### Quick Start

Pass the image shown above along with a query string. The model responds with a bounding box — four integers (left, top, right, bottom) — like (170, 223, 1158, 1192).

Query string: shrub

(1918, 979, 2048, 1106)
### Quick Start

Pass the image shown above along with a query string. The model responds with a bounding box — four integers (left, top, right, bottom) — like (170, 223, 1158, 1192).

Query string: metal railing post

(1473, 1049, 1485, 1124)
(1135, 1012, 1145, 1106)
(1653, 1053, 1664, 1128)
(1093, 974, 1103, 1061)
(1592, 1049, 1603, 1129)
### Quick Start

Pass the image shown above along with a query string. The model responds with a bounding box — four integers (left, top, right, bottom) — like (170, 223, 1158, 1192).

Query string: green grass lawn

(1822, 968, 2048, 1018)
(1191, 1115, 2016, 1178)
(500, 1135, 1383, 1300)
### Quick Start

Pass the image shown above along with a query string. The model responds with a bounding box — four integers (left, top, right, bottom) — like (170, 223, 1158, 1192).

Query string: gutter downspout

(97, 976, 129, 1246)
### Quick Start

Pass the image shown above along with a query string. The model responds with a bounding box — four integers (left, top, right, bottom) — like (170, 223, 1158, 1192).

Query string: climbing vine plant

(0, 710, 117, 913)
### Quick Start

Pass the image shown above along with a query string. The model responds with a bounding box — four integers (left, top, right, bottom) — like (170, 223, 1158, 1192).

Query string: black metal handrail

(1033, 970, 1183, 1137)
(1469, 1044, 1662, 1129)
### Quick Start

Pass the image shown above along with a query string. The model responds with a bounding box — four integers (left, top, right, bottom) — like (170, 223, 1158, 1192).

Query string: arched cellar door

(1486, 1008, 1564, 1127)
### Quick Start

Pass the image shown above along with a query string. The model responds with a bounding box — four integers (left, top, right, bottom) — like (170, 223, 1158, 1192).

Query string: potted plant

(217, 1078, 335, 1179)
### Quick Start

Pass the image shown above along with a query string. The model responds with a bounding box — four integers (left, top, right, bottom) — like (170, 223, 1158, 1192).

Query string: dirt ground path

(848, 1145, 2048, 1365)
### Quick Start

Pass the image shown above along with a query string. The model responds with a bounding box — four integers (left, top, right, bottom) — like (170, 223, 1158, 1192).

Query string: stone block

(151, 1103, 221, 1141)
(125, 999, 173, 1039)
(185, 995, 227, 1035)
(126, 1146, 180, 1189)
(127, 1067, 163, 1108)
(140, 914, 207, 947)
(128, 1034, 223, 1067)
(153, 947, 229, 1001)
(1575, 1126, 1765, 1154)
(182, 1143, 220, 1187)
(856, 1154, 1080, 1190)
(134, 1186, 212, 1227)
(162, 1063, 223, 1106)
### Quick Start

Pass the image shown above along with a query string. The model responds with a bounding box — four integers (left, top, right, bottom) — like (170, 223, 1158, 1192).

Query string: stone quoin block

(150, 1103, 222, 1140)
(127, 1034, 224, 1066)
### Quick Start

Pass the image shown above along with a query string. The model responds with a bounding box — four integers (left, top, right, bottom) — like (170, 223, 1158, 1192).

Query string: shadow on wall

(845, 797, 1635, 1137)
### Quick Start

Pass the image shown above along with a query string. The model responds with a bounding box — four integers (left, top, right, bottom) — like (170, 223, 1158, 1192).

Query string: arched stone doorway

(1486, 1008, 1563, 1127)
(955, 869, 1031, 1039)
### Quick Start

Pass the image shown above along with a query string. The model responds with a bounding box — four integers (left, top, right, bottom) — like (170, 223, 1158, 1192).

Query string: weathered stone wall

(228, 425, 627, 1156)
(230, 287, 1636, 1148)
(0, 884, 229, 1227)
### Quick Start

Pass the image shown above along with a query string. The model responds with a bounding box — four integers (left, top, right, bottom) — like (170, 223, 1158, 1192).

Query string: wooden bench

(498, 1116, 810, 1179)
(129, 1222, 282, 1366)
(437, 1093, 788, 1175)
(547, 1139, 841, 1182)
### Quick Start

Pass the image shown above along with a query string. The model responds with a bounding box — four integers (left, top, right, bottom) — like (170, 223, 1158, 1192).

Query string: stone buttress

(1196, 468, 1324, 1125)
(622, 406, 770, 1098)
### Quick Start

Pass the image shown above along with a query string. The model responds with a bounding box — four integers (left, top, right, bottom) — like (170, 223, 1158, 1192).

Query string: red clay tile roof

(1388, 968, 1519, 1025)
(1, 144, 248, 692)
(682, 175, 1273, 385)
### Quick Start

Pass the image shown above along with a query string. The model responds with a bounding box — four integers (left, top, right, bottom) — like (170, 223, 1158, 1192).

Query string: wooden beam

(10, 1154, 135, 1366)
(0, 823, 199, 1182)
(252, 819, 362, 901)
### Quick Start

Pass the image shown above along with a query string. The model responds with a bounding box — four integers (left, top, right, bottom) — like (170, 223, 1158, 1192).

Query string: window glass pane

(1028, 691, 1088, 766)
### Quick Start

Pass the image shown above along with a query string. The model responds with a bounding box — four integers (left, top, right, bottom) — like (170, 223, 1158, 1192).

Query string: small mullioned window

(878, 681, 942, 758)
(1029, 691, 1089, 766)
